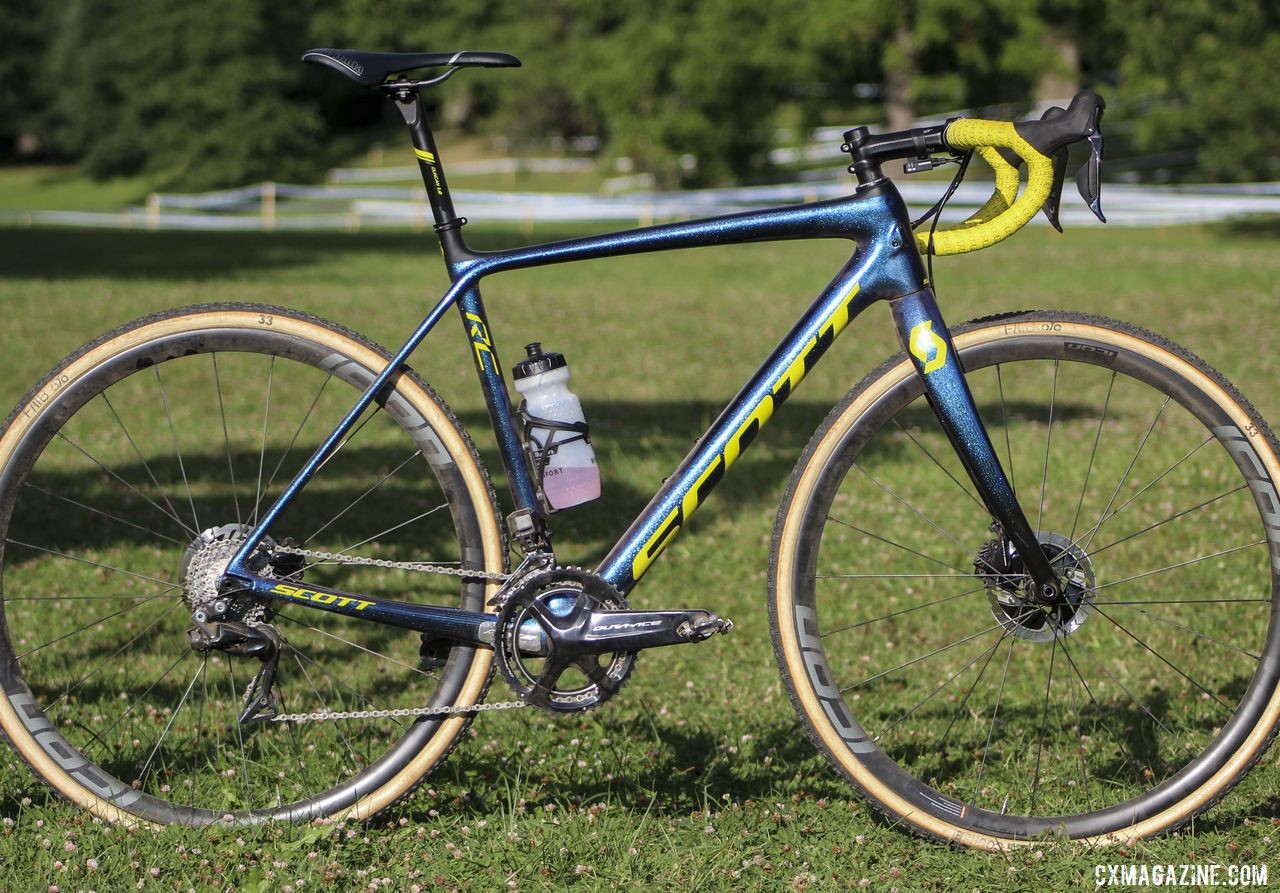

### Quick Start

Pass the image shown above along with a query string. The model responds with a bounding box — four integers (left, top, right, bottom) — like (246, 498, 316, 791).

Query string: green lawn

(0, 221, 1277, 890)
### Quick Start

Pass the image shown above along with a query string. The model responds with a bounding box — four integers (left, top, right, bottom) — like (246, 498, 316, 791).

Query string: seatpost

(392, 88, 469, 262)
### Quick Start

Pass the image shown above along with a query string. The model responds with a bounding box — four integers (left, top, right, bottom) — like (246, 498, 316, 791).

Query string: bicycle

(0, 46, 1276, 850)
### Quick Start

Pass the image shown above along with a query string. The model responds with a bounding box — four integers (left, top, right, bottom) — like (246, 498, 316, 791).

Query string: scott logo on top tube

(909, 321, 948, 374)
(629, 282, 862, 582)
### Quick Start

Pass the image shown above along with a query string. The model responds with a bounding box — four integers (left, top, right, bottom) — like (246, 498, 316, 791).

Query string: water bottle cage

(516, 401, 592, 511)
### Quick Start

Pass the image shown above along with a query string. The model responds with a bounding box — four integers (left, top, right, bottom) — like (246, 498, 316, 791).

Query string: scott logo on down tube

(909, 321, 948, 374)
(629, 281, 862, 582)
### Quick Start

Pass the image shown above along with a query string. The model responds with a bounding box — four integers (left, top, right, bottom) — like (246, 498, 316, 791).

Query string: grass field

(0, 220, 1277, 891)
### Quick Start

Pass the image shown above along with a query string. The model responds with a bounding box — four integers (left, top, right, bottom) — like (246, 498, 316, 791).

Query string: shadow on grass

(0, 226, 624, 281)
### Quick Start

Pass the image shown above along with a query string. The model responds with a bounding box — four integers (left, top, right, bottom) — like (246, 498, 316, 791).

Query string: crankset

(493, 568, 733, 713)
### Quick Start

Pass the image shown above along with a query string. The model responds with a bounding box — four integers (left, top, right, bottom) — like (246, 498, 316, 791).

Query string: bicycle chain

(264, 544, 525, 723)
(274, 544, 511, 582)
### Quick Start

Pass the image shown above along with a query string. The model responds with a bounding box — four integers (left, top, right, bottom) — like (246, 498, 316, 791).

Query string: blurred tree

(1112, 0, 1280, 182)
(0, 0, 64, 159)
(47, 0, 323, 189)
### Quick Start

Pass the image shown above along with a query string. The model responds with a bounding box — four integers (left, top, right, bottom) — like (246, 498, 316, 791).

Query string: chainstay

(265, 548, 523, 721)
(268, 546, 521, 721)
(276, 545, 510, 582)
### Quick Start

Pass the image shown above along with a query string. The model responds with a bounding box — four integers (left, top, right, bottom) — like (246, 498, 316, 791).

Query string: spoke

(1029, 634, 1059, 812)
(312, 405, 383, 478)
(261, 374, 333, 501)
(99, 392, 191, 536)
(851, 463, 975, 562)
(193, 655, 210, 813)
(276, 611, 437, 681)
(226, 660, 253, 804)
(839, 623, 1003, 693)
(1098, 597, 1268, 606)
(329, 503, 452, 561)
(286, 639, 405, 723)
(305, 451, 422, 544)
(1056, 636, 1128, 789)
(22, 482, 186, 546)
(290, 649, 367, 765)
(53, 430, 195, 538)
(820, 584, 989, 638)
(1070, 372, 1115, 542)
(1036, 359, 1059, 532)
(1073, 435, 1218, 556)
(1078, 646, 1200, 760)
(972, 638, 1015, 804)
(1080, 396, 1170, 553)
(14, 587, 175, 660)
(1094, 598, 1261, 661)
(1092, 541, 1265, 592)
(931, 630, 1010, 773)
(252, 356, 276, 528)
(874, 630, 1009, 745)
(137, 656, 202, 785)
(1090, 484, 1247, 558)
(825, 516, 969, 575)
(81, 648, 190, 762)
(211, 353, 243, 526)
(153, 366, 200, 533)
(1093, 604, 1236, 713)
(817, 573, 994, 580)
(43, 599, 184, 711)
(6, 538, 179, 589)
(996, 365, 1016, 498)
(890, 418, 985, 513)
(1060, 638, 1091, 810)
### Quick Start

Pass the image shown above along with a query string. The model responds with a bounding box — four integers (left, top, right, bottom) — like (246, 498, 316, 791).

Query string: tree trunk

(884, 26, 916, 131)
(1035, 28, 1080, 103)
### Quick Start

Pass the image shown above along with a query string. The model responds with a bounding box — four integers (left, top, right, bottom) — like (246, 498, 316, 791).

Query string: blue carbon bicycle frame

(223, 177, 1054, 643)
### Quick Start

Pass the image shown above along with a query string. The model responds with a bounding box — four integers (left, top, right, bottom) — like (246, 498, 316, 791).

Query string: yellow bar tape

(915, 120, 1053, 257)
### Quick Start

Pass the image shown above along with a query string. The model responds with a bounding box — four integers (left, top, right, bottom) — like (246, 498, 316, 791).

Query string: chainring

(493, 568, 636, 713)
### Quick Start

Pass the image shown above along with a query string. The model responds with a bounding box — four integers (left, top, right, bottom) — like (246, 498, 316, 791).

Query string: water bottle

(512, 343, 600, 511)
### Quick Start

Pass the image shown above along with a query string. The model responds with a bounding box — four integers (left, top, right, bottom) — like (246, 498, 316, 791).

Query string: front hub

(977, 531, 1095, 643)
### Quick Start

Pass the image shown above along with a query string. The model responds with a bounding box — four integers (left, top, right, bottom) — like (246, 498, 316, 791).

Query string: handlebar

(842, 91, 1106, 257)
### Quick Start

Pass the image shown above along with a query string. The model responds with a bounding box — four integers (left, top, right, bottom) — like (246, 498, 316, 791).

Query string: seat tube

(890, 289, 1060, 596)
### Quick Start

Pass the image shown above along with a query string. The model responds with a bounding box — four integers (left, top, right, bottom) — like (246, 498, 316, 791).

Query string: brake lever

(1075, 127, 1105, 222)
(1037, 106, 1069, 233)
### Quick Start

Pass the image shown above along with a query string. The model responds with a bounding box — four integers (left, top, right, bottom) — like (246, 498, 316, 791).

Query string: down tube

(596, 252, 890, 594)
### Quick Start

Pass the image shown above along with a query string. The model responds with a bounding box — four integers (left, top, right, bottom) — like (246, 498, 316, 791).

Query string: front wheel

(0, 304, 506, 825)
(770, 311, 1280, 848)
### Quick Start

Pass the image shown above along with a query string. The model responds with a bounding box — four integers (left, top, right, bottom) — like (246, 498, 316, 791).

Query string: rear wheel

(0, 304, 506, 825)
(770, 311, 1280, 847)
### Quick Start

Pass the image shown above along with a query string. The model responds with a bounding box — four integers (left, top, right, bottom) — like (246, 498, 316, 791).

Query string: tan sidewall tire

(771, 317, 1280, 850)
(0, 306, 505, 825)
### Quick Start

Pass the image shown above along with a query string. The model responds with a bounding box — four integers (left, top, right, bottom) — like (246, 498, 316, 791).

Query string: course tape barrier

(3, 180, 1278, 232)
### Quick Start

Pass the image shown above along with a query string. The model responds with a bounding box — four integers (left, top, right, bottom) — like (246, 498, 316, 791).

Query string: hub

(976, 531, 1095, 643)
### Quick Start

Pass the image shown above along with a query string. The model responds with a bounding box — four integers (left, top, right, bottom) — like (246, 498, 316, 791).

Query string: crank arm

(575, 608, 733, 654)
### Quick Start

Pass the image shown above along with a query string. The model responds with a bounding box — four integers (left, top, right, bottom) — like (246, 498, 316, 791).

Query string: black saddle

(303, 47, 521, 88)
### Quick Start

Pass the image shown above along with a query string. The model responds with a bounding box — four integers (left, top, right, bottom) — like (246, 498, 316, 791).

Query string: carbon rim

(773, 313, 1280, 842)
(0, 307, 500, 824)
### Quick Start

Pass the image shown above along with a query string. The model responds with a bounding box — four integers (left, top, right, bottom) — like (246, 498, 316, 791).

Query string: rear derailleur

(187, 619, 286, 724)
(492, 567, 733, 713)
